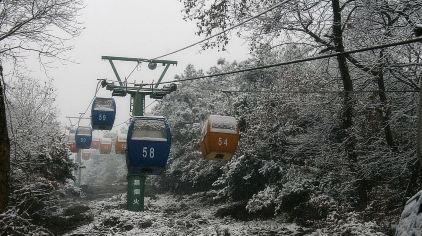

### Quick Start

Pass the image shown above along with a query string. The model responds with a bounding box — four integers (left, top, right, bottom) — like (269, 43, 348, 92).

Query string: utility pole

(101, 56, 177, 211)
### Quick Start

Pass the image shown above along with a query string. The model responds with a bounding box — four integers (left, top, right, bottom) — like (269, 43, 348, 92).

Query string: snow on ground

(64, 191, 388, 236)
(65, 193, 307, 236)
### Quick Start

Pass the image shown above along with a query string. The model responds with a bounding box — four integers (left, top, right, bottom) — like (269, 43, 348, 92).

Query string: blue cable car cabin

(75, 126, 92, 149)
(91, 97, 116, 130)
(126, 116, 171, 175)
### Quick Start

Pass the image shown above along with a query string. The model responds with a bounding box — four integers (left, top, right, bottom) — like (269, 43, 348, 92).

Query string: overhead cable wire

(145, 100, 157, 109)
(225, 89, 418, 94)
(126, 62, 141, 80)
(114, 118, 130, 127)
(73, 80, 102, 127)
(152, 1, 287, 60)
(187, 84, 418, 94)
(155, 37, 422, 85)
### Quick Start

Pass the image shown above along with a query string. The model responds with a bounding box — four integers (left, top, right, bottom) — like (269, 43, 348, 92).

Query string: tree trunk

(332, 0, 353, 130)
(0, 75, 10, 212)
(331, 0, 368, 209)
(376, 50, 395, 148)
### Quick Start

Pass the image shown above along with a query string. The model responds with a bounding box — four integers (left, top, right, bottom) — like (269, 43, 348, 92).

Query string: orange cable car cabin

(115, 133, 127, 155)
(67, 134, 77, 153)
(91, 136, 100, 149)
(200, 115, 240, 161)
(99, 137, 112, 154)
(82, 149, 92, 160)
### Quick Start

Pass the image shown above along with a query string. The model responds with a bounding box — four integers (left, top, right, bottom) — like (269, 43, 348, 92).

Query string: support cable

(156, 37, 422, 85)
(145, 100, 157, 109)
(114, 118, 130, 128)
(152, 1, 287, 59)
(79, 80, 102, 121)
(190, 87, 419, 94)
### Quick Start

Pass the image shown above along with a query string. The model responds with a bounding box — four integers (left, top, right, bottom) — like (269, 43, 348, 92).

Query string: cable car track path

(82, 184, 127, 200)
(63, 190, 314, 236)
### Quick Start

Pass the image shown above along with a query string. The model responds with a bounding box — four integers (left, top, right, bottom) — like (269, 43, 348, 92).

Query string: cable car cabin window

(117, 134, 127, 142)
(101, 138, 112, 144)
(132, 119, 167, 141)
(93, 99, 114, 111)
(209, 116, 237, 134)
(77, 127, 92, 136)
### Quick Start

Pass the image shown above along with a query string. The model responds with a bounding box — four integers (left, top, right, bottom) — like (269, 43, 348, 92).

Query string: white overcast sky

(26, 0, 250, 130)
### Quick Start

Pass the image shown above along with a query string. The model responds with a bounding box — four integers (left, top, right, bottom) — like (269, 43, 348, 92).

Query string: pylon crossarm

(102, 56, 177, 89)
(155, 64, 170, 88)
(101, 56, 177, 65)
(108, 60, 123, 86)
(105, 84, 173, 94)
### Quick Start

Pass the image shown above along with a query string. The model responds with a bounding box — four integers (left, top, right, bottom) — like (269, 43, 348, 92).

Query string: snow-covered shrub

(0, 208, 52, 235)
(246, 185, 278, 218)
(290, 193, 338, 227)
(3, 77, 75, 233)
(246, 169, 337, 225)
(156, 50, 421, 231)
(213, 155, 267, 201)
(317, 212, 384, 235)
(275, 178, 312, 214)
(215, 201, 250, 220)
(154, 65, 234, 193)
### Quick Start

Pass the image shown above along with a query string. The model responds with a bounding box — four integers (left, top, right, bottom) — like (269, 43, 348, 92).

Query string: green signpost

(127, 174, 146, 211)
(127, 93, 146, 211)
(101, 56, 177, 211)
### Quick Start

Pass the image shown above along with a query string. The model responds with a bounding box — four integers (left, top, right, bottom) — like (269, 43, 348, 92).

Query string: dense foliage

(152, 0, 422, 232)
(154, 46, 422, 231)
(0, 77, 74, 234)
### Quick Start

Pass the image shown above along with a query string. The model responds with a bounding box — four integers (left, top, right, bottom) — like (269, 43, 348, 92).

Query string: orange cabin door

(91, 141, 100, 149)
(202, 132, 239, 160)
(82, 151, 91, 160)
(200, 119, 240, 161)
(208, 132, 239, 154)
(115, 141, 126, 154)
(100, 144, 111, 154)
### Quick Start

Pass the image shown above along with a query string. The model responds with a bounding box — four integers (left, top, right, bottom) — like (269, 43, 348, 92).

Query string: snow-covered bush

(317, 212, 384, 235)
(246, 185, 278, 217)
(155, 65, 232, 193)
(155, 47, 422, 232)
(213, 155, 267, 201)
(2, 76, 75, 233)
(0, 208, 52, 235)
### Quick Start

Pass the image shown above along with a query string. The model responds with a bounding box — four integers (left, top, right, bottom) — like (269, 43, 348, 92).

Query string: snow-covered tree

(0, 0, 83, 212)
(0, 76, 74, 234)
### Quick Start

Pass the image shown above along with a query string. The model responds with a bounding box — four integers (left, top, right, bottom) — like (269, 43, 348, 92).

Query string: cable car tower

(100, 56, 177, 212)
